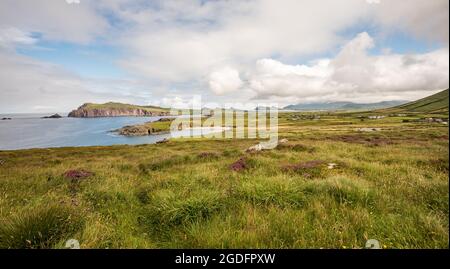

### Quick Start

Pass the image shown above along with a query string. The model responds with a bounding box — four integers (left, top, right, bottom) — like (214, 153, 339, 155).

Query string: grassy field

(0, 110, 448, 249)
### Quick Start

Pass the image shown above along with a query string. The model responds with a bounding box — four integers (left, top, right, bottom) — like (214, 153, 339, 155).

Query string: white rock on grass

(357, 128, 381, 132)
(327, 163, 338, 169)
(246, 141, 279, 152)
(246, 144, 264, 152)
(65, 239, 80, 249)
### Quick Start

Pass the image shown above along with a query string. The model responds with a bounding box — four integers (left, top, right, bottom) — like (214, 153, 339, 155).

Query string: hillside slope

(284, 100, 407, 111)
(68, 102, 170, 117)
(380, 89, 449, 114)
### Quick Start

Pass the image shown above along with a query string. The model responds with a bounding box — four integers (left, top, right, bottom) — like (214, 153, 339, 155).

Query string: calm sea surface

(0, 113, 215, 150)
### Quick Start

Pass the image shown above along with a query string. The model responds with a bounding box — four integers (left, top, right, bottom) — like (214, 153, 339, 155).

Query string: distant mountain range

(283, 100, 409, 111)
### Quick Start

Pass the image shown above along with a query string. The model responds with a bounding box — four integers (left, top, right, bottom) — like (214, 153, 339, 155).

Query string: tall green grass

(0, 204, 83, 249)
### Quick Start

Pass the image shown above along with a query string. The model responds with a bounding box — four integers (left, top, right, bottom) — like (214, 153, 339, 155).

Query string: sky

(0, 0, 448, 113)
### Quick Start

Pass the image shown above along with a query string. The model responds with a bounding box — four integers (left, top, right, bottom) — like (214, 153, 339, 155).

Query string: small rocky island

(41, 113, 62, 119)
(68, 102, 171, 118)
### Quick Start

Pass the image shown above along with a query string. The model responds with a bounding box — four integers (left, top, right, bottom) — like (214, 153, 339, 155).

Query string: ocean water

(0, 114, 223, 150)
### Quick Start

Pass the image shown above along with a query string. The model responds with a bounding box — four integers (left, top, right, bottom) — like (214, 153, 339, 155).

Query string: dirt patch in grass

(365, 138, 393, 146)
(63, 169, 94, 194)
(429, 159, 449, 172)
(230, 157, 247, 172)
(63, 169, 94, 182)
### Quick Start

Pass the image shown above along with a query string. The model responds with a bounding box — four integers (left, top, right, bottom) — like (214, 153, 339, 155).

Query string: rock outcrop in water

(68, 102, 171, 118)
(42, 113, 62, 119)
(115, 118, 175, 136)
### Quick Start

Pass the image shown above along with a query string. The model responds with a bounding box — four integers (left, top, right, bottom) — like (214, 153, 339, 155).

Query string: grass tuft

(141, 190, 226, 229)
(0, 204, 83, 249)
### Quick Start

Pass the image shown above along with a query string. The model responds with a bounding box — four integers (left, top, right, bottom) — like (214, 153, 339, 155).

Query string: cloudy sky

(0, 0, 448, 112)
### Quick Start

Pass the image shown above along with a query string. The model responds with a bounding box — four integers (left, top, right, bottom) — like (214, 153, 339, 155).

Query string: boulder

(327, 163, 338, 169)
(246, 141, 279, 152)
(246, 144, 264, 152)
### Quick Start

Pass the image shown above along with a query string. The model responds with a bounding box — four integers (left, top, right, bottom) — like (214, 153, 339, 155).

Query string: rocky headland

(68, 102, 171, 118)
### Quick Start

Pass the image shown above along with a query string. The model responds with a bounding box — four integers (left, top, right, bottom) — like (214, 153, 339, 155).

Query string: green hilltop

(81, 102, 169, 113)
(68, 102, 172, 117)
(381, 89, 449, 114)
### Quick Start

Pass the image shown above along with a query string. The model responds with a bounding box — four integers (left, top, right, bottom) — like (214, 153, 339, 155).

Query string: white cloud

(0, 50, 154, 113)
(0, 0, 107, 44)
(117, 0, 371, 82)
(373, 0, 449, 44)
(246, 32, 449, 103)
(331, 32, 376, 88)
(113, 0, 449, 96)
(248, 58, 333, 99)
(158, 96, 197, 109)
(0, 27, 37, 48)
(208, 67, 243, 95)
(0, 0, 449, 111)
